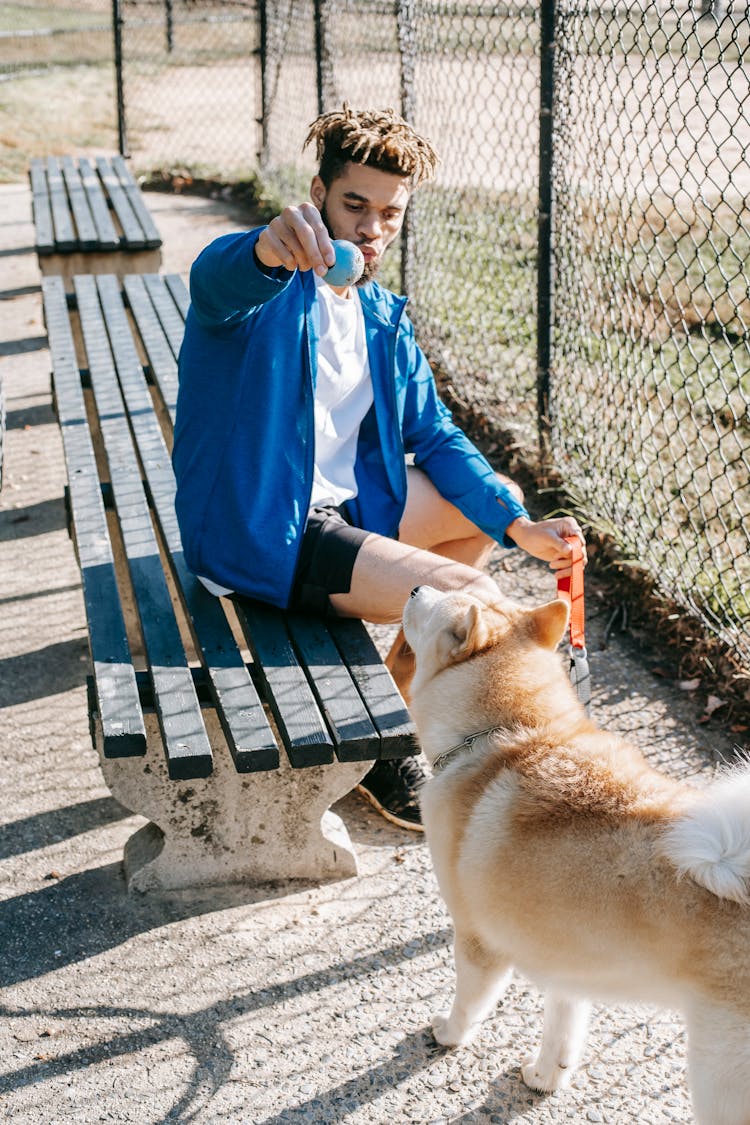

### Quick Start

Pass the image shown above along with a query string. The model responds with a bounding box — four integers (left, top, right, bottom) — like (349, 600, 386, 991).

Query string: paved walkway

(0, 179, 736, 1124)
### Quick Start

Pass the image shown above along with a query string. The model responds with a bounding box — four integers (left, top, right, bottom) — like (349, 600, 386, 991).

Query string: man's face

(311, 162, 411, 283)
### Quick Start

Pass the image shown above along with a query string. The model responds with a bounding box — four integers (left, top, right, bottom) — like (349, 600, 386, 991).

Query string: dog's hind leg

(432, 930, 512, 1047)
(686, 1003, 750, 1125)
(521, 993, 590, 1092)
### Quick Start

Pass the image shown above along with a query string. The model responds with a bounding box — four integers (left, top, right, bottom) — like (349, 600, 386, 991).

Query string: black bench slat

(95, 156, 147, 249)
(60, 156, 99, 250)
(74, 274, 213, 780)
(165, 272, 190, 320)
(328, 619, 419, 759)
(234, 600, 335, 768)
(112, 155, 162, 249)
(42, 275, 146, 756)
(143, 272, 187, 359)
(78, 156, 120, 249)
(192, 632, 280, 774)
(30, 158, 55, 255)
(94, 274, 279, 773)
(122, 274, 179, 420)
(286, 613, 380, 761)
(46, 156, 77, 251)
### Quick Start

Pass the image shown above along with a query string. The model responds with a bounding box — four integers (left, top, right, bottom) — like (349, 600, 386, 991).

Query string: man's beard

(320, 203, 381, 285)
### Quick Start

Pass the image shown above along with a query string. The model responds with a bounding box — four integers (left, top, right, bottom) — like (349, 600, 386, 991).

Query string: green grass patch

(407, 186, 539, 434)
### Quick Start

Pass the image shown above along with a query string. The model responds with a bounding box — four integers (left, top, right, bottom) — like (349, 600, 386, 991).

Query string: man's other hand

(506, 515, 587, 575)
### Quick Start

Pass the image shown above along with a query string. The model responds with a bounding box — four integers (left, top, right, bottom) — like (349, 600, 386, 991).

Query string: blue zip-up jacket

(172, 227, 530, 607)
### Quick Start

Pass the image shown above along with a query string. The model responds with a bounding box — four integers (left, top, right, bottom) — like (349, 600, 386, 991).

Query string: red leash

(557, 536, 591, 714)
(556, 535, 586, 649)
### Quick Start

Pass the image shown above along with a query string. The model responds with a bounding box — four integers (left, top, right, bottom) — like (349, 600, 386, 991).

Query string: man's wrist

(506, 516, 534, 544)
(253, 243, 280, 275)
(253, 242, 292, 279)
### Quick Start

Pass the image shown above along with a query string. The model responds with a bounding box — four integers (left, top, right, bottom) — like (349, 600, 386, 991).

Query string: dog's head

(402, 586, 571, 753)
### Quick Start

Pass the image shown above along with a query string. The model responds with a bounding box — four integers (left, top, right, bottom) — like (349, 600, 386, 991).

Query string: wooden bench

(31, 156, 162, 289)
(42, 270, 418, 894)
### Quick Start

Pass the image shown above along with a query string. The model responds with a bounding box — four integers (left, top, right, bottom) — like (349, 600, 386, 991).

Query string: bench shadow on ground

(0, 980, 459, 1125)
(0, 860, 457, 1122)
(0, 779, 426, 988)
(0, 688, 440, 1118)
(0, 334, 47, 357)
(0, 637, 88, 704)
(5, 402, 56, 430)
(0, 859, 325, 990)
(0, 497, 68, 540)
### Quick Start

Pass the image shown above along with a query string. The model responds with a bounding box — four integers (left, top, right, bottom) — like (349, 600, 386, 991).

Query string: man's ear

(310, 175, 326, 209)
(528, 599, 569, 650)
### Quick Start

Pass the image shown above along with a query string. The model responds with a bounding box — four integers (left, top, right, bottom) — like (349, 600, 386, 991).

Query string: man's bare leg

(330, 467, 523, 699)
(381, 468, 515, 699)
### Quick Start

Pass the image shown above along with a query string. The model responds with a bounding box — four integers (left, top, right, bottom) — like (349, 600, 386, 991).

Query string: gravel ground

(0, 180, 739, 1124)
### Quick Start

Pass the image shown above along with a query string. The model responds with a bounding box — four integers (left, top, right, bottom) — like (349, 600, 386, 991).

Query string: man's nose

(357, 213, 382, 239)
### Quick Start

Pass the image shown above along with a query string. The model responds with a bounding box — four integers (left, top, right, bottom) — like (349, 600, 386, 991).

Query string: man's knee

(498, 472, 524, 505)
(430, 557, 500, 605)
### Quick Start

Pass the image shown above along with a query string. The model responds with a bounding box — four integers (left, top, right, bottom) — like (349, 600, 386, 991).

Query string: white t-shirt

(309, 273, 373, 507)
(198, 275, 373, 598)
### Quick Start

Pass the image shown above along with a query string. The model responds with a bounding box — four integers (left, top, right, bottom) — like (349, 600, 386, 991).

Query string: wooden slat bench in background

(42, 271, 418, 894)
(31, 156, 162, 289)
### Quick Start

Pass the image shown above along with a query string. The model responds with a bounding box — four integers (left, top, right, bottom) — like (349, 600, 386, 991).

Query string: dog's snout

(410, 586, 422, 599)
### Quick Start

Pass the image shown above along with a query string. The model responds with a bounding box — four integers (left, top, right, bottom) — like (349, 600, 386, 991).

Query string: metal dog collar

(432, 726, 501, 774)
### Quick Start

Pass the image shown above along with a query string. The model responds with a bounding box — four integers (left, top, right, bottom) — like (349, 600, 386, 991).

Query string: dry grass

(606, 200, 750, 344)
(0, 65, 118, 181)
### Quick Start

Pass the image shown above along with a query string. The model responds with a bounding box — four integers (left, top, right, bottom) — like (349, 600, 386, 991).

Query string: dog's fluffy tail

(660, 761, 750, 905)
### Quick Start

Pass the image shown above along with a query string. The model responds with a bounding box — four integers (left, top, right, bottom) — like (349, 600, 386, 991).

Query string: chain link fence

(119, 0, 261, 174)
(258, 0, 749, 671)
(550, 0, 749, 665)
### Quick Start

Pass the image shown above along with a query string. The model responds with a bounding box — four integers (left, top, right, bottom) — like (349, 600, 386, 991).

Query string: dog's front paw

(521, 1054, 573, 1093)
(431, 1010, 477, 1048)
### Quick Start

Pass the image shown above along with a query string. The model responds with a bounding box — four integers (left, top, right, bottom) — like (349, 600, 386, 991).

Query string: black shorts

(287, 505, 371, 616)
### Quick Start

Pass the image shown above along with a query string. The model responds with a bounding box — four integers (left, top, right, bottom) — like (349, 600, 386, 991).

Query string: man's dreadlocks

(303, 104, 439, 188)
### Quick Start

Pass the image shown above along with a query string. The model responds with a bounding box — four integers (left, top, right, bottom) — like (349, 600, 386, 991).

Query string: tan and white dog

(402, 584, 750, 1125)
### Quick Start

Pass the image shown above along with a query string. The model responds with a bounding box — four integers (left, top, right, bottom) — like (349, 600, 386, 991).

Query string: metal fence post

(314, 0, 335, 114)
(257, 0, 269, 167)
(536, 0, 555, 466)
(165, 0, 174, 53)
(112, 0, 128, 157)
(397, 0, 417, 296)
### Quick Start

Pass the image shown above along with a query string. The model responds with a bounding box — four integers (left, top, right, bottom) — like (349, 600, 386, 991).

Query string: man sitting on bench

(172, 104, 586, 831)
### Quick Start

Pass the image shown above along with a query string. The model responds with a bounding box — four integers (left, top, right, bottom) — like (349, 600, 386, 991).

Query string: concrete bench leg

(96, 712, 370, 894)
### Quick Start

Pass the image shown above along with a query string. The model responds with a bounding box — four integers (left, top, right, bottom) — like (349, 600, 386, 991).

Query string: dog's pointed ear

(449, 602, 488, 659)
(528, 599, 569, 650)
